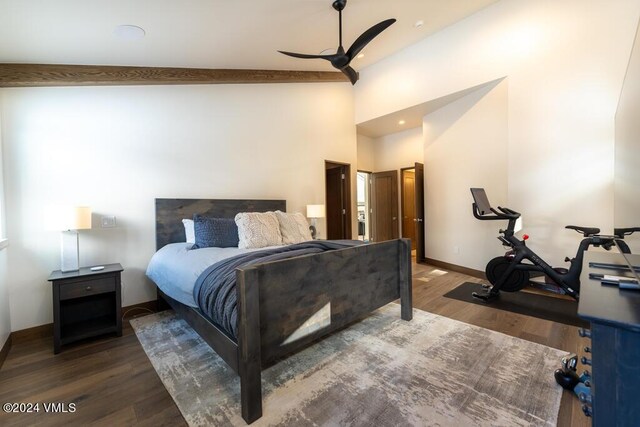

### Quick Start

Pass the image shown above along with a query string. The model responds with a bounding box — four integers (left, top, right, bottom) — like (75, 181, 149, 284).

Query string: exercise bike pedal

(472, 290, 499, 302)
(554, 368, 580, 390)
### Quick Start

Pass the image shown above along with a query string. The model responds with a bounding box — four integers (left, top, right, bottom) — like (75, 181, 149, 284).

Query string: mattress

(145, 243, 280, 308)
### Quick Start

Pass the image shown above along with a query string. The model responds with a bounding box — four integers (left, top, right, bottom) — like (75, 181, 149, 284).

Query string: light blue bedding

(146, 243, 280, 307)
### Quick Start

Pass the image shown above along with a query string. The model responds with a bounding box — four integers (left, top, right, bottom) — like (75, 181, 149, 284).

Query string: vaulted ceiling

(0, 0, 498, 71)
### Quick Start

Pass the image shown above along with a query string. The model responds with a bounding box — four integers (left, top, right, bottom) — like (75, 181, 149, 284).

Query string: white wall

(0, 97, 11, 349)
(371, 127, 423, 173)
(1, 83, 357, 331)
(356, 134, 375, 172)
(615, 18, 640, 253)
(424, 80, 508, 269)
(356, 0, 640, 266)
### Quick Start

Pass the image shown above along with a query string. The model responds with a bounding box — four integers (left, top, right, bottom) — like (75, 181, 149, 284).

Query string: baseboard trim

(0, 335, 11, 370)
(10, 300, 158, 344)
(11, 323, 53, 344)
(423, 258, 486, 280)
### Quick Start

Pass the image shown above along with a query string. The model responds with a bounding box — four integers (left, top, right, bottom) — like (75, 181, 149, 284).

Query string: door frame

(325, 160, 353, 239)
(400, 163, 425, 261)
(400, 166, 416, 244)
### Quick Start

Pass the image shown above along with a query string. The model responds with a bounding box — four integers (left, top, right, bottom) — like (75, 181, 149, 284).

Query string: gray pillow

(192, 215, 239, 249)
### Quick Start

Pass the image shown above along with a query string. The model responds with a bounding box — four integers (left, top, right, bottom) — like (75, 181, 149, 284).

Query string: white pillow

(235, 212, 283, 249)
(182, 219, 195, 244)
(275, 211, 312, 244)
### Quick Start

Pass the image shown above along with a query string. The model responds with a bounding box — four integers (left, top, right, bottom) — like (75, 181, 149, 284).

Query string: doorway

(325, 161, 352, 239)
(371, 170, 399, 242)
(401, 163, 425, 261)
(356, 171, 371, 241)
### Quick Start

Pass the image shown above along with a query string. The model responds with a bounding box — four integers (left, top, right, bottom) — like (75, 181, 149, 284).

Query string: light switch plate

(101, 215, 117, 228)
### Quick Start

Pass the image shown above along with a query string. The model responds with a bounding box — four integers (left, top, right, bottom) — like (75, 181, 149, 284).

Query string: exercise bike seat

(566, 225, 601, 237)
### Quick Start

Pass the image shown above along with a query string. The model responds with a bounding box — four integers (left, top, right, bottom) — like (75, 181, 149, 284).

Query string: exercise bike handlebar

(472, 203, 521, 221)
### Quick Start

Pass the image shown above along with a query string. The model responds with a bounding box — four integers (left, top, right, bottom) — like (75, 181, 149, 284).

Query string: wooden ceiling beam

(0, 63, 350, 87)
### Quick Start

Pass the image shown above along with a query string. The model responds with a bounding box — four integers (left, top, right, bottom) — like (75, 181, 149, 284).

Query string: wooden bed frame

(154, 198, 412, 424)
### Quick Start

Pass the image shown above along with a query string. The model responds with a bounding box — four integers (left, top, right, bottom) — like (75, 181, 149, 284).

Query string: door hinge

(341, 173, 345, 180)
(342, 209, 346, 215)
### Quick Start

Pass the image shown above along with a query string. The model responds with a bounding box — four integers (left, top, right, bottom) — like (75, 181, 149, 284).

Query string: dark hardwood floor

(0, 261, 589, 426)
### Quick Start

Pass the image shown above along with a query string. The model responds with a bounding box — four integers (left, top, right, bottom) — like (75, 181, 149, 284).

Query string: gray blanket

(193, 240, 363, 340)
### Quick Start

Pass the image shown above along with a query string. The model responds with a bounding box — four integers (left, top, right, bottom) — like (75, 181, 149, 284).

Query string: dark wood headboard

(155, 198, 286, 250)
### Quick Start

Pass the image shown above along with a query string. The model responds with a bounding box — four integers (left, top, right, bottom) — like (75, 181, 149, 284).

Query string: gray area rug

(130, 305, 567, 426)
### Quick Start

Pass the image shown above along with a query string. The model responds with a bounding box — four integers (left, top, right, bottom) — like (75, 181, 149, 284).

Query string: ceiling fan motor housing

(332, 0, 347, 12)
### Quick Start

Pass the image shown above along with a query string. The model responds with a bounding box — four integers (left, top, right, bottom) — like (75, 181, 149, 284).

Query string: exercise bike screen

(471, 188, 492, 215)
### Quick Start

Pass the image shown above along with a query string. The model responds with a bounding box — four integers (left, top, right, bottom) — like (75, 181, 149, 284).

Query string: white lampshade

(306, 204, 325, 219)
(58, 206, 92, 230)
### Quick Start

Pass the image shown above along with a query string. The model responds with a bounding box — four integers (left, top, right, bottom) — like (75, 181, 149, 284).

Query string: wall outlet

(453, 246, 460, 254)
(101, 215, 117, 228)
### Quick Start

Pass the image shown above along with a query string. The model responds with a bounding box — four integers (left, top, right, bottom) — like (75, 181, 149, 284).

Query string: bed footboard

(235, 238, 412, 423)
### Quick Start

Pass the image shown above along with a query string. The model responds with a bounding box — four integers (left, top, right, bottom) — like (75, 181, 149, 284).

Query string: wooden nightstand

(48, 263, 123, 354)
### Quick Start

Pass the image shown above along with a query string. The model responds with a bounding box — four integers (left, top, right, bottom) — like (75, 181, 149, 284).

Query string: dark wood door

(402, 169, 416, 248)
(414, 162, 425, 262)
(325, 163, 352, 239)
(371, 170, 398, 242)
(326, 166, 344, 239)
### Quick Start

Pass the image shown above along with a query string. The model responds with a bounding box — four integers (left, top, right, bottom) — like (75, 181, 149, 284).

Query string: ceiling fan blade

(341, 66, 359, 85)
(346, 18, 396, 60)
(278, 50, 338, 60)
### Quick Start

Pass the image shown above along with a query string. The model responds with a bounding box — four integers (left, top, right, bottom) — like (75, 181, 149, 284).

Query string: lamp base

(309, 218, 318, 239)
(61, 230, 79, 272)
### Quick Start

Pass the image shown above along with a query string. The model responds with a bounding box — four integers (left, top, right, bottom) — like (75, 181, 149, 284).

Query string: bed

(149, 198, 413, 424)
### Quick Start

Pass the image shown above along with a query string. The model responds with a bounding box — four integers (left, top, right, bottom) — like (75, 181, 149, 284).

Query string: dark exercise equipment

(469, 188, 637, 302)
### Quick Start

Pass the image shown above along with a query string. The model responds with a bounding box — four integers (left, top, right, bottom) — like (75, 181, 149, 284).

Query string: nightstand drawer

(59, 277, 115, 300)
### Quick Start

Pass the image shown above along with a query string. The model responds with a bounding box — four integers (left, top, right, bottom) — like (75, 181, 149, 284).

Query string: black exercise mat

(443, 282, 589, 328)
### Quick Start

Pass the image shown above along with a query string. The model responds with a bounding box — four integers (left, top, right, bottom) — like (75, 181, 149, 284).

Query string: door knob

(417, 218, 423, 222)
(413, 218, 417, 222)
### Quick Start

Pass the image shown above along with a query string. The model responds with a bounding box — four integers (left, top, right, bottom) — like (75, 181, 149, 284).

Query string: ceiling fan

(278, 0, 396, 85)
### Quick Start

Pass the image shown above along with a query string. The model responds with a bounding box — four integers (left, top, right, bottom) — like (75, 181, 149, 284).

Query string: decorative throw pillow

(235, 212, 283, 249)
(275, 211, 312, 244)
(192, 215, 239, 249)
(182, 219, 195, 244)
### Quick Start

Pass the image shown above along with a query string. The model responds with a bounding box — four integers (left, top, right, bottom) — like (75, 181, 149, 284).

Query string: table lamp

(59, 206, 92, 272)
(306, 204, 325, 239)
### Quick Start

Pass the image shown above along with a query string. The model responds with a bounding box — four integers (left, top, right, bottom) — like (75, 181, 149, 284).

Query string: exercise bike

(470, 188, 637, 302)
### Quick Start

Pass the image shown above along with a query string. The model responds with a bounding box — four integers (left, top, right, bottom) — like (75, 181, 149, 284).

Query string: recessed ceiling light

(414, 20, 424, 28)
(114, 25, 146, 40)
(398, 120, 406, 125)
(357, 53, 365, 59)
